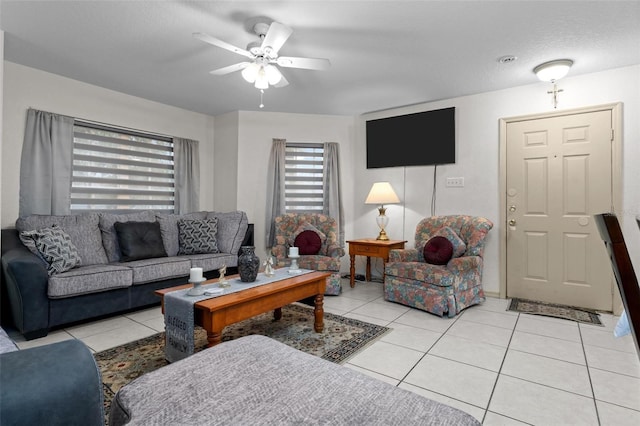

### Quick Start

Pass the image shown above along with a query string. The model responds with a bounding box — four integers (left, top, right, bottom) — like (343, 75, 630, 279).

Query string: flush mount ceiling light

(533, 59, 574, 82)
(533, 59, 574, 109)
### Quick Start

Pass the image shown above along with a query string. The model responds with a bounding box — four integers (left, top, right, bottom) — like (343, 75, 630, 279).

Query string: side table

(347, 239, 406, 287)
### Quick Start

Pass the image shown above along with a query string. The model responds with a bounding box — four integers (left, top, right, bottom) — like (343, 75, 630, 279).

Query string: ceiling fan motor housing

(252, 22, 271, 38)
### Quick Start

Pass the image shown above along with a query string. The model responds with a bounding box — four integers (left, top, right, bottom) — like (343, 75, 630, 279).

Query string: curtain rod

(29, 107, 174, 141)
(74, 118, 173, 142)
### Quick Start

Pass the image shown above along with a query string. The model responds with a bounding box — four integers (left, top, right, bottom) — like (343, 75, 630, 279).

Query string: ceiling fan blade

(261, 22, 293, 55)
(193, 32, 254, 59)
(277, 56, 331, 70)
(209, 62, 251, 76)
(274, 73, 289, 88)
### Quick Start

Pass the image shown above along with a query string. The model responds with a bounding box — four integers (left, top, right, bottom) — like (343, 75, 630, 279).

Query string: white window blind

(285, 143, 324, 213)
(71, 122, 175, 213)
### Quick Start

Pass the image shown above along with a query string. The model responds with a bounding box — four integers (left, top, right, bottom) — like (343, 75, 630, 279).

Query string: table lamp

(365, 182, 400, 240)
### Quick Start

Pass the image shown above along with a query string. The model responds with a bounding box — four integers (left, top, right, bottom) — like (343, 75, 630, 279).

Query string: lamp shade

(365, 182, 400, 205)
(534, 59, 573, 82)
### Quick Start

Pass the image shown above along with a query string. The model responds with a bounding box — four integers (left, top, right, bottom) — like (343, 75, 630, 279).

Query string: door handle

(509, 219, 516, 226)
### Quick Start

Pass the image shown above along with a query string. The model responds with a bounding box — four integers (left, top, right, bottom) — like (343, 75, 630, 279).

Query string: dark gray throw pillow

(114, 221, 167, 262)
(178, 218, 219, 255)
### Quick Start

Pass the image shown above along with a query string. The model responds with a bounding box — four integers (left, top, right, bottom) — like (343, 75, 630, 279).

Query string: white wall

(1, 62, 216, 228)
(356, 65, 640, 295)
(233, 111, 356, 263)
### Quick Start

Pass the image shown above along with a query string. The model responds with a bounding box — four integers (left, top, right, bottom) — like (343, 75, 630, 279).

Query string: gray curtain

(323, 142, 344, 246)
(173, 138, 200, 214)
(265, 138, 287, 247)
(19, 108, 74, 217)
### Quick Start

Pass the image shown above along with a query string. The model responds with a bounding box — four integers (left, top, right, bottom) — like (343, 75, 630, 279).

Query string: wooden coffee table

(156, 270, 330, 347)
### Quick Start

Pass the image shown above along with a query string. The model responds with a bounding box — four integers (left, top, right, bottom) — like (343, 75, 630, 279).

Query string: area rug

(95, 303, 389, 422)
(507, 298, 603, 325)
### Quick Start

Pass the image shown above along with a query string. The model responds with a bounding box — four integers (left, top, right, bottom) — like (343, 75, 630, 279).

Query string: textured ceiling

(2, 1, 639, 116)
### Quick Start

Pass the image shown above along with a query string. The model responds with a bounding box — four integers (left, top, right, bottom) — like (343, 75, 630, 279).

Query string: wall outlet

(446, 177, 465, 187)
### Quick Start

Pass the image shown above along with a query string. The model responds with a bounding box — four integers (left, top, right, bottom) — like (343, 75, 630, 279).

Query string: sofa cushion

(121, 257, 192, 285)
(155, 212, 208, 257)
(16, 213, 108, 266)
(206, 211, 249, 255)
(99, 211, 156, 262)
(423, 236, 454, 265)
(114, 221, 167, 262)
(185, 253, 238, 272)
(294, 230, 323, 255)
(385, 262, 455, 287)
(177, 218, 220, 255)
(48, 264, 133, 298)
(434, 226, 466, 258)
(298, 255, 340, 272)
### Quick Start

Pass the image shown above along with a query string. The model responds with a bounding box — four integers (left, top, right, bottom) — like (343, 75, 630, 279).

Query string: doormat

(507, 298, 603, 325)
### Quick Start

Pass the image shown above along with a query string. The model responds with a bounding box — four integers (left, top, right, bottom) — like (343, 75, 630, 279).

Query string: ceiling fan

(193, 20, 331, 90)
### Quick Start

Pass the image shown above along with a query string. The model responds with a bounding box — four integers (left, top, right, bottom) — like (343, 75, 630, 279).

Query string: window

(284, 143, 324, 213)
(71, 122, 175, 213)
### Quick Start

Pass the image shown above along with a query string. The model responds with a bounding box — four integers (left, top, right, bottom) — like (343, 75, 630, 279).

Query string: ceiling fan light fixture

(265, 64, 282, 85)
(254, 66, 269, 89)
(241, 63, 260, 83)
(534, 59, 573, 82)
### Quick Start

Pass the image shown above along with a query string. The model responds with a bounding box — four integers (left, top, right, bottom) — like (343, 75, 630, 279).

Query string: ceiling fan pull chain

(259, 89, 265, 109)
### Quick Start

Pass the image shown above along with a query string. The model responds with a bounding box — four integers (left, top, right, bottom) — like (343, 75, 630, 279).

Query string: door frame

(498, 103, 623, 312)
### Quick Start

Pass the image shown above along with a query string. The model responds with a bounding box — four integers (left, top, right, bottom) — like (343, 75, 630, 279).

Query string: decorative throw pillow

(423, 236, 454, 265)
(99, 211, 156, 262)
(18, 230, 48, 263)
(178, 218, 220, 255)
(155, 212, 208, 257)
(433, 226, 466, 258)
(27, 225, 81, 275)
(289, 223, 327, 252)
(294, 230, 323, 255)
(114, 221, 167, 262)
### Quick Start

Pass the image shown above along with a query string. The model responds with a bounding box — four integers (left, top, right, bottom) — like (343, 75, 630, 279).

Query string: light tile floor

(8, 279, 640, 425)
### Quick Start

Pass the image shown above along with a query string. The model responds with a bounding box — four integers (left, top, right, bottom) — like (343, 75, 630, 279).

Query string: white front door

(505, 109, 614, 311)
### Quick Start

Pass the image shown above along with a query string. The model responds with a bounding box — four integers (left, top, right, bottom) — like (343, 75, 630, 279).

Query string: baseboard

(484, 290, 502, 299)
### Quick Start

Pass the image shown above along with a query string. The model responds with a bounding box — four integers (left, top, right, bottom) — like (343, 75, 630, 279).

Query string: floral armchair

(271, 213, 345, 295)
(384, 215, 493, 317)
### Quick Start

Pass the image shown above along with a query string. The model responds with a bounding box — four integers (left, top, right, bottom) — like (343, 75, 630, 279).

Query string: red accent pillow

(423, 236, 454, 265)
(294, 230, 322, 255)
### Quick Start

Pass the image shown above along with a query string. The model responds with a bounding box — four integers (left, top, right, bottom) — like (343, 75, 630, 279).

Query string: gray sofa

(110, 335, 480, 425)
(0, 327, 104, 426)
(1, 210, 251, 340)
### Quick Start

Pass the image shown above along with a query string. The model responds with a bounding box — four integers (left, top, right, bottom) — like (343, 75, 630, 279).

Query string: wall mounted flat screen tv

(366, 107, 455, 168)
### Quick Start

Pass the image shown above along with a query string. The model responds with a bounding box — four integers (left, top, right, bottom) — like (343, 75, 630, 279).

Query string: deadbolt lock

(509, 205, 516, 212)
